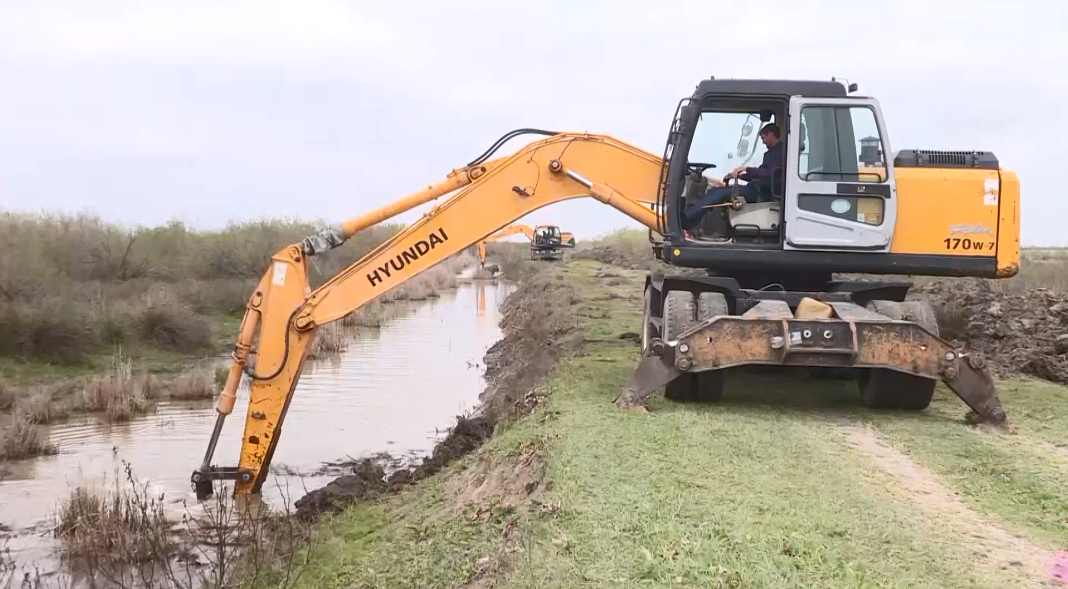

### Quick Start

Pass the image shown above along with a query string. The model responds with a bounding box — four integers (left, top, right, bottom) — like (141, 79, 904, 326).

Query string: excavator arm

(191, 132, 664, 498)
(477, 224, 537, 266)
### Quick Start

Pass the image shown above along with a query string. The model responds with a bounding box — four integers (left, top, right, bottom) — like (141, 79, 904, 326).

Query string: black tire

(694, 292, 729, 401)
(859, 299, 938, 411)
(900, 300, 939, 336)
(865, 300, 904, 320)
(694, 370, 725, 402)
(697, 292, 729, 322)
(663, 290, 695, 342)
(641, 287, 653, 354)
(663, 291, 698, 402)
(858, 369, 936, 411)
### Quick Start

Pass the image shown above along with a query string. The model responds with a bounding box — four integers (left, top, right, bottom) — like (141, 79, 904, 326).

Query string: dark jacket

(741, 141, 784, 194)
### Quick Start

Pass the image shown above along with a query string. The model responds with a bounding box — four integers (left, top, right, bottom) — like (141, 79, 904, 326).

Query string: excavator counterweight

(192, 78, 1018, 500)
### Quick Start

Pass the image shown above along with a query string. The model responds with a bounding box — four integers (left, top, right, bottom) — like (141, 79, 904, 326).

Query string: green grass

(282, 260, 1068, 589)
(863, 383, 1068, 548)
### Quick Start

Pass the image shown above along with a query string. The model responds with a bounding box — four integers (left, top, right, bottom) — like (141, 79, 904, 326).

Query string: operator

(682, 123, 784, 228)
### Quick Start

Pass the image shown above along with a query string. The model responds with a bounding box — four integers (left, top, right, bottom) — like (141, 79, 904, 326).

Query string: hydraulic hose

(467, 128, 560, 167)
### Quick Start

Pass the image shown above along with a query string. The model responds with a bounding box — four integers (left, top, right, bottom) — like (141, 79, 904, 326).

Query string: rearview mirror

(736, 138, 749, 158)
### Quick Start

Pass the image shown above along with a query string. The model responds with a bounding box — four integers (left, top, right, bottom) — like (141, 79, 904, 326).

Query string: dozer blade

(615, 340, 680, 409)
(617, 315, 1008, 426)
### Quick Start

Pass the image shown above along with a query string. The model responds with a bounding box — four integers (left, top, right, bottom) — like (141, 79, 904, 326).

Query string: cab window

(690, 111, 769, 175)
(798, 106, 885, 182)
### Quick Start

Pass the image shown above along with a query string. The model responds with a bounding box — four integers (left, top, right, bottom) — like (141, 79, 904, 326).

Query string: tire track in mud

(840, 423, 1060, 587)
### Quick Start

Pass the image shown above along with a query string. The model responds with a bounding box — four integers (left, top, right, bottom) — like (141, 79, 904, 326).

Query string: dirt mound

(445, 446, 544, 514)
(480, 272, 575, 420)
(413, 415, 495, 478)
(294, 459, 388, 518)
(917, 280, 1068, 383)
(295, 270, 575, 519)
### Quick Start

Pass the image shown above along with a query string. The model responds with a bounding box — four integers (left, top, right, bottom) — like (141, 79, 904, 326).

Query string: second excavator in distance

(476, 223, 576, 273)
(191, 77, 1020, 500)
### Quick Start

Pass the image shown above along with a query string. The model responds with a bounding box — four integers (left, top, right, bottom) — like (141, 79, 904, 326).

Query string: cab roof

(693, 78, 848, 99)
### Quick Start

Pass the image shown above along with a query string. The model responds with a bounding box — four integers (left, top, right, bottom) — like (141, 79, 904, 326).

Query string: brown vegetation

(13, 383, 74, 424)
(169, 368, 216, 401)
(45, 462, 316, 589)
(0, 212, 404, 366)
(81, 354, 156, 422)
(0, 412, 56, 460)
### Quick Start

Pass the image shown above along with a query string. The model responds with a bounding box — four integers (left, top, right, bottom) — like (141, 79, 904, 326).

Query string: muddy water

(0, 279, 514, 574)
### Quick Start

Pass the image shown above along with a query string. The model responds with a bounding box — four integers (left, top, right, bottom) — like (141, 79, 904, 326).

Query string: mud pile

(295, 271, 574, 518)
(918, 279, 1068, 384)
(572, 246, 644, 269)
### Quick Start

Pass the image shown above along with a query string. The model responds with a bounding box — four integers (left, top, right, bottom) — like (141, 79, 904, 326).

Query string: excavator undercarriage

(617, 274, 1006, 423)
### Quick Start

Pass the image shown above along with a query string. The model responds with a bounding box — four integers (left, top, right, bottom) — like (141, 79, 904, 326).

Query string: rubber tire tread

(900, 300, 939, 337)
(663, 291, 698, 402)
(697, 292, 729, 322)
(865, 300, 903, 321)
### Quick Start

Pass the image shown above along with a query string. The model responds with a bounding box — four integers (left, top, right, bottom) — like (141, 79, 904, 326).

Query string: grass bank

(283, 260, 1068, 589)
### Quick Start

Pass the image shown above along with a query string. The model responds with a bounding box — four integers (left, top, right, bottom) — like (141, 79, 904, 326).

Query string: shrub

(170, 368, 216, 400)
(0, 380, 13, 411)
(308, 324, 348, 359)
(137, 295, 213, 353)
(0, 412, 57, 459)
(0, 299, 95, 364)
(55, 473, 174, 566)
(215, 366, 230, 388)
(13, 384, 73, 424)
(82, 354, 154, 422)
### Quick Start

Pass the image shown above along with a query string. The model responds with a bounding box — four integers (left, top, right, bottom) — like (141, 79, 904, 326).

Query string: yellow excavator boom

(192, 133, 663, 498)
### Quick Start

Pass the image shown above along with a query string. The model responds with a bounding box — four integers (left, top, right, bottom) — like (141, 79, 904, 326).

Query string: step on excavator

(476, 224, 576, 273)
(192, 78, 1019, 500)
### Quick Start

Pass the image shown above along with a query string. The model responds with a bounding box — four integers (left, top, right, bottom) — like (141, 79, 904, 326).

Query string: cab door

(784, 97, 897, 251)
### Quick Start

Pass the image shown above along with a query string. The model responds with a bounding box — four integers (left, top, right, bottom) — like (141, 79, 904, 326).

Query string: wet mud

(295, 271, 575, 517)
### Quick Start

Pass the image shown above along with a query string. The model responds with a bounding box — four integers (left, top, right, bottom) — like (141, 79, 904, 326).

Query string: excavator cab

(531, 224, 567, 261)
(656, 80, 904, 285)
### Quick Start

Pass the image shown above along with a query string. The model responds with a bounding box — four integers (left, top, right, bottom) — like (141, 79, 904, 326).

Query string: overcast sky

(0, 1, 1063, 245)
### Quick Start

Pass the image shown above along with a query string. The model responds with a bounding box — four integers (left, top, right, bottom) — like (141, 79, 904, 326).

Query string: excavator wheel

(662, 291, 697, 402)
(858, 300, 938, 411)
(663, 291, 724, 403)
(694, 293, 728, 402)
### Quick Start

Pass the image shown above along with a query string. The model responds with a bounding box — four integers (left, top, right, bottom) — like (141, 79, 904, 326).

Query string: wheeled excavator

(191, 78, 1019, 500)
(476, 224, 576, 273)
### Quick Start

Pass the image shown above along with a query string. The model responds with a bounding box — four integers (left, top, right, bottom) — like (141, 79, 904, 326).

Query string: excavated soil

(444, 446, 545, 515)
(295, 270, 574, 518)
(916, 279, 1068, 384)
